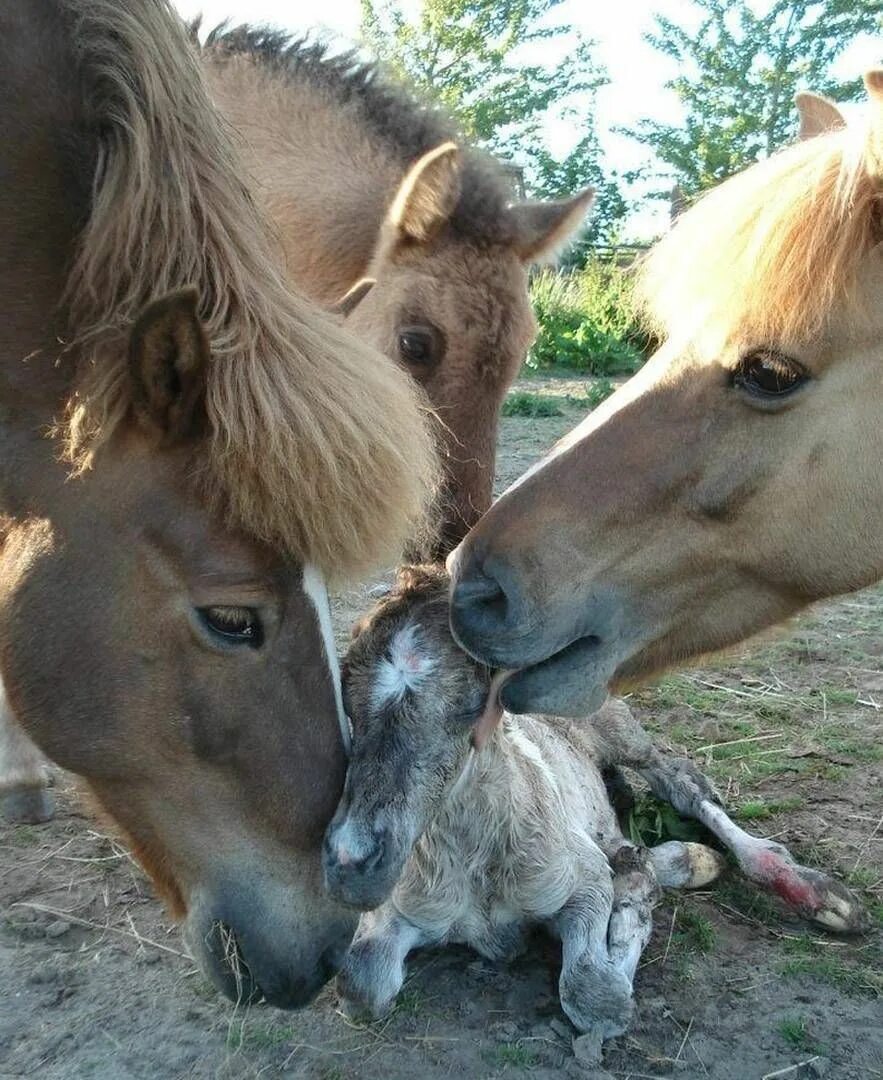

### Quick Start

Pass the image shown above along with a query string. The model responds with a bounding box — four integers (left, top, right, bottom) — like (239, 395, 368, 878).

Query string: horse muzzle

(184, 877, 356, 1009)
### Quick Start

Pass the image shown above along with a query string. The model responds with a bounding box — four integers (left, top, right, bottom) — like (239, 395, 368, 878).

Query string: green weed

(501, 391, 563, 418)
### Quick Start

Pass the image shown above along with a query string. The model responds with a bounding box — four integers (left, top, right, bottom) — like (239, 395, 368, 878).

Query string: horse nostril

(450, 554, 519, 641)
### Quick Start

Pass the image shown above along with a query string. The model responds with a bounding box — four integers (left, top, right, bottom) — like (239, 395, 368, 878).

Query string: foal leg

(551, 843, 635, 1041)
(590, 699, 867, 933)
(0, 683, 53, 824)
(336, 903, 438, 1021)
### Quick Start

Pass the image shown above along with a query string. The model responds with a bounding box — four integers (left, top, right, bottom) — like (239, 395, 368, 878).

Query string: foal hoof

(742, 842, 868, 934)
(2, 786, 55, 824)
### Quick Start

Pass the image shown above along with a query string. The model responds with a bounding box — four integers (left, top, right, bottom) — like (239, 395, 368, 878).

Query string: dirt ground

(1, 376, 880, 1080)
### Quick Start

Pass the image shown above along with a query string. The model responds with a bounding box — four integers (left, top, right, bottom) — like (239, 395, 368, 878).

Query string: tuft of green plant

(226, 1020, 298, 1051)
(492, 1042, 536, 1069)
(501, 390, 563, 418)
(735, 796, 804, 821)
(777, 1016, 821, 1052)
(675, 907, 716, 954)
(526, 264, 648, 376)
(780, 936, 883, 996)
(626, 792, 709, 846)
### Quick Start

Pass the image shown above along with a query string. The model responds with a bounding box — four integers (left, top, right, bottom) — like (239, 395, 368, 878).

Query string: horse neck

(204, 54, 402, 304)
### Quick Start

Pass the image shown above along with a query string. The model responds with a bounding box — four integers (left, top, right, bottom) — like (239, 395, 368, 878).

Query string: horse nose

(449, 550, 524, 663)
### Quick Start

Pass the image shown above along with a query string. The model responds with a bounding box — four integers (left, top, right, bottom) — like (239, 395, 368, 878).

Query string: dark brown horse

(450, 82, 883, 716)
(0, 0, 435, 1007)
(201, 29, 593, 554)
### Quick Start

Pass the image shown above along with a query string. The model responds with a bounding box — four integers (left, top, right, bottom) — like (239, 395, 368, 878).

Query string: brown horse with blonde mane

(450, 78, 883, 717)
(199, 27, 594, 554)
(0, 0, 435, 1006)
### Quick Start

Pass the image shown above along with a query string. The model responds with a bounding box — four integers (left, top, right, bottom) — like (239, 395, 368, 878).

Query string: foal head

(324, 565, 491, 909)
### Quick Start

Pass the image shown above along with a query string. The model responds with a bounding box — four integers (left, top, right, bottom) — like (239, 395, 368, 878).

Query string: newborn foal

(324, 566, 725, 1039)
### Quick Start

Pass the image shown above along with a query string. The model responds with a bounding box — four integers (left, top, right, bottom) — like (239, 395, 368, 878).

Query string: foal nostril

(327, 824, 386, 875)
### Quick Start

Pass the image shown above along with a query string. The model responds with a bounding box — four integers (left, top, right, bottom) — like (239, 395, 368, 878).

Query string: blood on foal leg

(694, 801, 868, 934)
(0, 685, 54, 824)
(623, 736, 867, 933)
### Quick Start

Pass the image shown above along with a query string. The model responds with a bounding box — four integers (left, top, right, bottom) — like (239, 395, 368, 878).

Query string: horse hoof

(1, 787, 55, 824)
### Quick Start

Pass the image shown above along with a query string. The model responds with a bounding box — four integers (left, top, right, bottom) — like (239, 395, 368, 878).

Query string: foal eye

(732, 350, 809, 401)
(198, 606, 263, 648)
(398, 327, 436, 366)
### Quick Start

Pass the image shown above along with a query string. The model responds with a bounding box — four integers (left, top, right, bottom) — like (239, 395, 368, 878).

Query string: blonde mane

(639, 107, 882, 349)
(59, 0, 436, 578)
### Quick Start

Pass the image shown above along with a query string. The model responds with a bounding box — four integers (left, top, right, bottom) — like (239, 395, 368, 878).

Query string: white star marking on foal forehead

(371, 623, 436, 709)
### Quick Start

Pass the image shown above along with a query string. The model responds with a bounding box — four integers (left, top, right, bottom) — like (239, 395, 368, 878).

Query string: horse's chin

(498, 635, 619, 717)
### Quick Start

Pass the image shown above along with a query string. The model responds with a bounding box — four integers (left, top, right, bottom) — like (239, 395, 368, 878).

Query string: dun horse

(0, 0, 434, 1006)
(451, 81, 883, 716)
(200, 27, 594, 553)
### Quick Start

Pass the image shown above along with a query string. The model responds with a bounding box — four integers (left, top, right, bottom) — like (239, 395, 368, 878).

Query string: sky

(175, 0, 881, 238)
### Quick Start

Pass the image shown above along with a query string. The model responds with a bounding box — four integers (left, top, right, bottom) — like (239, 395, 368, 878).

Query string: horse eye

(398, 328, 434, 366)
(198, 606, 263, 648)
(733, 350, 809, 400)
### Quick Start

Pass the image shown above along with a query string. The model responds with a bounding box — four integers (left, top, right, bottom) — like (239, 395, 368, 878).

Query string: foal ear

(387, 143, 462, 245)
(128, 288, 209, 443)
(329, 277, 376, 318)
(509, 188, 595, 264)
(795, 92, 846, 140)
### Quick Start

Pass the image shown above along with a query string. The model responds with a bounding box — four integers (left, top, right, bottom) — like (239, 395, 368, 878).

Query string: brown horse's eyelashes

(197, 605, 264, 647)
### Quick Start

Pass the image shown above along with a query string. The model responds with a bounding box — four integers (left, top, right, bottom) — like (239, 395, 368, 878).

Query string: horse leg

(589, 699, 867, 933)
(0, 681, 53, 823)
(336, 904, 436, 1020)
(550, 842, 634, 1041)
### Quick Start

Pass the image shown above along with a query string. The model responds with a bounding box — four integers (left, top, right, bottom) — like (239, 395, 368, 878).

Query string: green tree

(360, 0, 627, 243)
(627, 0, 883, 197)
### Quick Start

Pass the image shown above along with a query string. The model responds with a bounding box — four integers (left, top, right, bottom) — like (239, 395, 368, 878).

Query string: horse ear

(864, 71, 883, 180)
(387, 143, 461, 245)
(865, 68, 883, 102)
(795, 92, 845, 140)
(128, 288, 209, 443)
(509, 188, 595, 264)
(329, 278, 376, 318)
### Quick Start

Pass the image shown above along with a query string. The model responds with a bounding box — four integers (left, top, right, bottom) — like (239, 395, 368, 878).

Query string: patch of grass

(187, 975, 218, 1002)
(226, 1021, 299, 1051)
(811, 686, 858, 707)
(6, 824, 42, 848)
(735, 796, 804, 821)
(713, 876, 782, 926)
(779, 936, 883, 996)
(394, 988, 426, 1018)
(674, 907, 716, 954)
(869, 901, 883, 928)
(566, 379, 617, 411)
(777, 1016, 823, 1053)
(846, 866, 880, 890)
(502, 390, 563, 418)
(492, 1043, 536, 1069)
